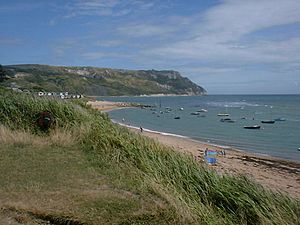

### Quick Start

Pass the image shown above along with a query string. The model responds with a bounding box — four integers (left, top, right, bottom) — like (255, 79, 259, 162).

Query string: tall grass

(1, 88, 299, 224)
(0, 88, 103, 131)
(81, 124, 300, 224)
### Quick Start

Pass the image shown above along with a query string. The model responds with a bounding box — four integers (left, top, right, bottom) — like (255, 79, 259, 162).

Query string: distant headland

(0, 64, 207, 96)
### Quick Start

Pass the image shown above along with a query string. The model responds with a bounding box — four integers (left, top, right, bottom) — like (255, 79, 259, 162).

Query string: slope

(1, 64, 207, 96)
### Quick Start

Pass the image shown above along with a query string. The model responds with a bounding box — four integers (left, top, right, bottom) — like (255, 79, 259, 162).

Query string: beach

(87, 100, 133, 111)
(91, 101, 300, 198)
(130, 127, 300, 198)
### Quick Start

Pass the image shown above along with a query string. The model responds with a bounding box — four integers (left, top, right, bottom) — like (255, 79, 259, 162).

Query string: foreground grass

(0, 88, 299, 224)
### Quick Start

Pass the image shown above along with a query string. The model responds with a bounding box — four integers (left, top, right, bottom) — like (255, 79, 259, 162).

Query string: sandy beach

(87, 100, 133, 112)
(131, 128, 300, 198)
(91, 101, 300, 198)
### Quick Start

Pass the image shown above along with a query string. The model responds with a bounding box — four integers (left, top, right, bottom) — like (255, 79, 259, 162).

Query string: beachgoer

(140, 126, 143, 132)
(204, 148, 208, 156)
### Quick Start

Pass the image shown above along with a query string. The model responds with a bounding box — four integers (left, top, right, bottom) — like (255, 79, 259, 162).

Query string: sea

(96, 95, 300, 162)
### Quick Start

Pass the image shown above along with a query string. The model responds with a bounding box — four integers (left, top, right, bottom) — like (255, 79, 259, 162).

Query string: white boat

(218, 113, 229, 116)
(274, 117, 286, 121)
(197, 109, 208, 112)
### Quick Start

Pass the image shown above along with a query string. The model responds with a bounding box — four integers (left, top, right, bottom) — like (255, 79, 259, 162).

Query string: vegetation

(0, 64, 8, 82)
(0, 88, 299, 224)
(1, 64, 207, 96)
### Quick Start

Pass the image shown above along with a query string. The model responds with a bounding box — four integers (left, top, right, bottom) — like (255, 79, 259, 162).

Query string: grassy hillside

(1, 64, 207, 96)
(0, 88, 299, 225)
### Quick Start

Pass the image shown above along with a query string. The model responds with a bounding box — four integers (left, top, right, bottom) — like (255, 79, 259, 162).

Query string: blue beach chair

(205, 157, 217, 164)
(205, 150, 217, 165)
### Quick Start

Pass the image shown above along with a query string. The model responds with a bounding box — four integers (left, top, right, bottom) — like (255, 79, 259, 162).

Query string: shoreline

(90, 102, 300, 198)
(118, 121, 300, 198)
(87, 100, 134, 112)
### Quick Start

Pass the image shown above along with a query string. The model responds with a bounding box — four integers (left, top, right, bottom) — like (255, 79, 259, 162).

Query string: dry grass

(0, 125, 77, 148)
(0, 125, 46, 147)
(0, 125, 176, 225)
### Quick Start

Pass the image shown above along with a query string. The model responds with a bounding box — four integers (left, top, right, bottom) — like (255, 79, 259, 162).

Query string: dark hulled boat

(220, 118, 235, 123)
(244, 125, 261, 129)
(261, 120, 275, 124)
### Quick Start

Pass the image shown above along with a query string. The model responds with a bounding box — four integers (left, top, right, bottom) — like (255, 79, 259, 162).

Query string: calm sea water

(97, 95, 300, 162)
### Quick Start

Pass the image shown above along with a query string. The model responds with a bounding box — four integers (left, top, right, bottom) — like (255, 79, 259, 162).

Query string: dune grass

(0, 88, 299, 224)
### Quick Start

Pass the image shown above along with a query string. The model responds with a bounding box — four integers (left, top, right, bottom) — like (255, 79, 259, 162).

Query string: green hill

(1, 64, 207, 96)
(0, 88, 299, 225)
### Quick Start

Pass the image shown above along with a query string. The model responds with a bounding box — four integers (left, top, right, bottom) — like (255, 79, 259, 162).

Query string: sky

(1, 0, 300, 94)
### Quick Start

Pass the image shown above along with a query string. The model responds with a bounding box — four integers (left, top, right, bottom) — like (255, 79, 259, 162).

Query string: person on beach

(204, 148, 208, 156)
(140, 126, 143, 132)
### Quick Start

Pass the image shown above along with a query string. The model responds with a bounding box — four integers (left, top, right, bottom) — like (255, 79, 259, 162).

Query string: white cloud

(81, 52, 110, 59)
(62, 0, 118, 18)
(202, 0, 300, 41)
(53, 39, 79, 58)
(118, 23, 174, 37)
(142, 0, 300, 69)
(0, 2, 43, 12)
(62, 0, 162, 18)
(81, 51, 132, 60)
(182, 67, 241, 75)
(96, 40, 123, 47)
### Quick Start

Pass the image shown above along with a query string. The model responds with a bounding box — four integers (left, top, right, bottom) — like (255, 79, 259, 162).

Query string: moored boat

(190, 112, 200, 115)
(218, 113, 229, 116)
(174, 116, 180, 119)
(274, 117, 286, 121)
(261, 120, 275, 124)
(244, 125, 261, 129)
(197, 109, 208, 112)
(220, 118, 235, 123)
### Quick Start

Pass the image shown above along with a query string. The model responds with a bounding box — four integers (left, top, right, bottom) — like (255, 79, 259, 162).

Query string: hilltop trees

(0, 64, 7, 82)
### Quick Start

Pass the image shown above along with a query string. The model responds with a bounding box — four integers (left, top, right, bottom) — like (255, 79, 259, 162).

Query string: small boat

(298, 148, 300, 151)
(218, 113, 229, 117)
(220, 118, 235, 123)
(174, 116, 180, 119)
(244, 125, 261, 129)
(261, 120, 275, 124)
(165, 107, 172, 112)
(274, 117, 286, 121)
(197, 109, 208, 112)
(179, 107, 184, 111)
(241, 117, 247, 120)
(190, 112, 200, 115)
